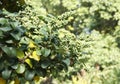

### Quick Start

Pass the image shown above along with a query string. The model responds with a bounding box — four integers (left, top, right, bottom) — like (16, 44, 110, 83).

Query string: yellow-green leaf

(25, 59, 33, 68)
(0, 77, 6, 84)
(30, 51, 40, 61)
(28, 41, 36, 48)
(67, 25, 74, 31)
(16, 50, 24, 59)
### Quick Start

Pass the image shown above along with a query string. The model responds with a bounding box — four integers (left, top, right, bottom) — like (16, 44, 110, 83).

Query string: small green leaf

(41, 62, 50, 69)
(25, 59, 33, 68)
(0, 18, 8, 25)
(41, 48, 51, 57)
(36, 49, 41, 56)
(0, 27, 12, 32)
(11, 64, 18, 69)
(20, 37, 30, 44)
(2, 69, 12, 79)
(16, 49, 24, 59)
(62, 58, 70, 66)
(5, 40, 13, 44)
(24, 70, 35, 81)
(16, 64, 25, 74)
(44, 49, 51, 57)
(0, 31, 3, 37)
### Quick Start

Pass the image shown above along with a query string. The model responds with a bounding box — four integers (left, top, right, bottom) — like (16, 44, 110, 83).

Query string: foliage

(0, 0, 120, 84)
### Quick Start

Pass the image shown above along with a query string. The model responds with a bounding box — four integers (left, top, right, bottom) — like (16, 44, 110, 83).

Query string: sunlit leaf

(28, 41, 36, 48)
(16, 64, 25, 74)
(16, 50, 24, 59)
(72, 76, 78, 84)
(30, 51, 40, 61)
(9, 80, 15, 84)
(25, 58, 33, 68)
(58, 32, 65, 38)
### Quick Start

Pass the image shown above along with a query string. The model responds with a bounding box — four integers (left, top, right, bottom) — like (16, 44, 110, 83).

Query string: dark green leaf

(24, 70, 35, 81)
(41, 62, 50, 69)
(2, 46, 16, 57)
(10, 31, 21, 40)
(0, 62, 4, 71)
(2, 69, 12, 79)
(0, 31, 3, 37)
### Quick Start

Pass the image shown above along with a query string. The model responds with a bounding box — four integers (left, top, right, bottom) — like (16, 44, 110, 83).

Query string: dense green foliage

(0, 0, 120, 84)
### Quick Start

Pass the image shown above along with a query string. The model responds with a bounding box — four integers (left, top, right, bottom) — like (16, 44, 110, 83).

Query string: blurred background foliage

(0, 0, 120, 84)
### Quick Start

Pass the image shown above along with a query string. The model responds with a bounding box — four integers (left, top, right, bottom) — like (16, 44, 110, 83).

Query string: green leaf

(36, 49, 41, 56)
(62, 58, 70, 66)
(0, 31, 3, 37)
(0, 27, 12, 32)
(41, 48, 51, 57)
(20, 37, 30, 44)
(0, 18, 8, 25)
(44, 49, 51, 57)
(5, 40, 14, 44)
(0, 62, 4, 71)
(2, 46, 16, 57)
(11, 64, 18, 69)
(24, 70, 35, 81)
(39, 28, 48, 36)
(10, 22, 19, 29)
(16, 64, 25, 74)
(2, 69, 12, 79)
(41, 62, 50, 69)
(10, 31, 21, 40)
